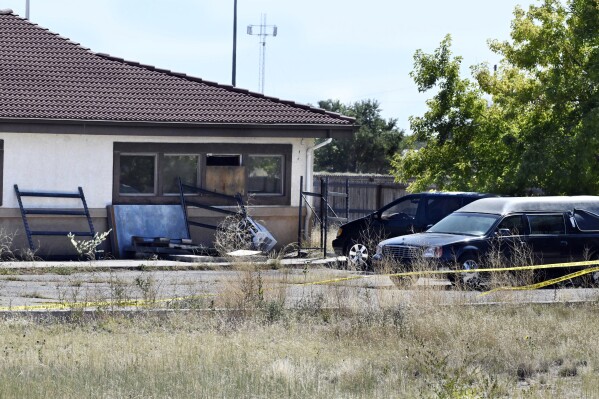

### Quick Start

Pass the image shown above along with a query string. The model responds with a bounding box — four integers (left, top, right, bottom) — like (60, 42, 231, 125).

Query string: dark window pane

(206, 155, 241, 166)
(163, 155, 199, 194)
(497, 215, 527, 235)
(248, 155, 282, 194)
(573, 209, 599, 231)
(528, 214, 565, 235)
(381, 198, 419, 219)
(119, 155, 155, 194)
(426, 197, 462, 224)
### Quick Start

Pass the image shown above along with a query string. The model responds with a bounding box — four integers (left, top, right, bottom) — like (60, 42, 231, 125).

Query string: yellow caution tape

(4, 260, 599, 311)
(296, 259, 599, 286)
(0, 293, 215, 312)
(481, 266, 599, 295)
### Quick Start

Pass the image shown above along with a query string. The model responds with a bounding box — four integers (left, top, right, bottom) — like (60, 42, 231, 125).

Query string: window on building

(248, 155, 283, 195)
(119, 154, 156, 195)
(206, 154, 241, 166)
(113, 143, 292, 205)
(162, 154, 200, 194)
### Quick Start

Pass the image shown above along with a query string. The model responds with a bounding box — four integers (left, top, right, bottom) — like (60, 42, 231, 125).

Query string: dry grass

(0, 264, 597, 398)
(0, 265, 599, 398)
(1, 226, 599, 398)
(382, 238, 566, 291)
(0, 300, 598, 397)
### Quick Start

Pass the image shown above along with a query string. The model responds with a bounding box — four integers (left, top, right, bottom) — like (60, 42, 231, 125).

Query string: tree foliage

(394, 0, 599, 195)
(315, 99, 404, 174)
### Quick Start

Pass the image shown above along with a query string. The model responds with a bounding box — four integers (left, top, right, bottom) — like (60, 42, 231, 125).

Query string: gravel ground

(0, 258, 597, 312)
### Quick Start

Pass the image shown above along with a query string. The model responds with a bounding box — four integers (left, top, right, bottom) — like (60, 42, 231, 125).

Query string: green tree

(484, 0, 599, 194)
(393, 35, 501, 193)
(315, 99, 404, 173)
(394, 0, 599, 195)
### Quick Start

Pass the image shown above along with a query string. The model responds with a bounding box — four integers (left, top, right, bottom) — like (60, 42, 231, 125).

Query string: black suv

(372, 196, 599, 287)
(332, 192, 493, 268)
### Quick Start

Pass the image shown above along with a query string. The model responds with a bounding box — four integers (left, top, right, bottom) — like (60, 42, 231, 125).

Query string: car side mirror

(496, 228, 512, 237)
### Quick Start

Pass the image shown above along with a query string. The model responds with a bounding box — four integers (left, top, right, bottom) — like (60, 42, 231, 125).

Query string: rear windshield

(427, 213, 500, 236)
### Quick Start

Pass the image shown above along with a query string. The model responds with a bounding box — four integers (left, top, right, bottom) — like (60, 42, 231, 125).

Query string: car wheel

(346, 242, 370, 270)
(456, 255, 489, 291)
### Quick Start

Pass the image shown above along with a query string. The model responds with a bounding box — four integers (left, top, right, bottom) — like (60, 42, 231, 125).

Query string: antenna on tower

(247, 14, 277, 94)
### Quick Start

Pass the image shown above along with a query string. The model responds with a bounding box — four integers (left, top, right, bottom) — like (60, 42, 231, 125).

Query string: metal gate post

(79, 186, 96, 238)
(345, 178, 350, 221)
(319, 178, 325, 252)
(323, 176, 329, 258)
(14, 185, 34, 251)
(297, 176, 304, 257)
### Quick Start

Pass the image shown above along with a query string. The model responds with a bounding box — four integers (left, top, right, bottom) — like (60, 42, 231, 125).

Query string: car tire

(455, 254, 489, 291)
(346, 242, 371, 270)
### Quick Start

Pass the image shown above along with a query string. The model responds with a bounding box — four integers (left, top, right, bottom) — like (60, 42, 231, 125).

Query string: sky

(1, 0, 540, 132)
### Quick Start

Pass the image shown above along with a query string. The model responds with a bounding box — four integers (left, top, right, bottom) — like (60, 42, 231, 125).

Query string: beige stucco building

(0, 9, 356, 258)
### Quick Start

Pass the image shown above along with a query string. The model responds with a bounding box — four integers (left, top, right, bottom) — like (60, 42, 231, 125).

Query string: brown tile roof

(0, 10, 354, 126)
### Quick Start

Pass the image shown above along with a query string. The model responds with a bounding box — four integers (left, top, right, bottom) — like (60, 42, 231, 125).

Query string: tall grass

(1, 225, 598, 398)
(1, 299, 599, 397)
(382, 237, 567, 291)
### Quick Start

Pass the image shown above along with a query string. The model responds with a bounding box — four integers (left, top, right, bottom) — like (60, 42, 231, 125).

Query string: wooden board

(205, 166, 246, 196)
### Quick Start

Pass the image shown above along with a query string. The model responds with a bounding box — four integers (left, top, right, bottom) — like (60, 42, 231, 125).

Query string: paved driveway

(0, 259, 597, 311)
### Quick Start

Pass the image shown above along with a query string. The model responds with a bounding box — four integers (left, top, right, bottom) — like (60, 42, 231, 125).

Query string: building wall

(0, 206, 300, 258)
(0, 132, 315, 257)
(2, 133, 313, 208)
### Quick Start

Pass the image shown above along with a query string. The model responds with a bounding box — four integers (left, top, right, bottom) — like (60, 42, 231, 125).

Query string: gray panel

(108, 205, 189, 258)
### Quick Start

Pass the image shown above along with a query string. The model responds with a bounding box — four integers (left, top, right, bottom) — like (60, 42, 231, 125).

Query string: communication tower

(247, 14, 277, 93)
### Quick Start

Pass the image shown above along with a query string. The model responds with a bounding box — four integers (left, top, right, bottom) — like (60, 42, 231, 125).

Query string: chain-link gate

(297, 176, 349, 257)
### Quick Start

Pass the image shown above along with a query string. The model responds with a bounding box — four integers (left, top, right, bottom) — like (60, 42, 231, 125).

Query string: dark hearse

(332, 192, 494, 268)
(372, 196, 599, 287)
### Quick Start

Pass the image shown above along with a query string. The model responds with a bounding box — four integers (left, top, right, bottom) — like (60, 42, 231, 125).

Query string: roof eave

(0, 118, 357, 139)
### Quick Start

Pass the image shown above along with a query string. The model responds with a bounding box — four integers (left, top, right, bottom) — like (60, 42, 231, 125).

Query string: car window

(428, 213, 500, 236)
(381, 197, 419, 219)
(573, 209, 599, 231)
(496, 215, 527, 235)
(528, 214, 565, 235)
(425, 197, 463, 224)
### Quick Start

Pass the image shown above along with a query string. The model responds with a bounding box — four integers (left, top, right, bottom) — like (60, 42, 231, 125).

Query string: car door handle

(560, 241, 568, 247)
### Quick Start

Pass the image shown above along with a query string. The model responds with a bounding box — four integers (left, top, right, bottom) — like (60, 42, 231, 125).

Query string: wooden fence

(312, 173, 408, 221)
